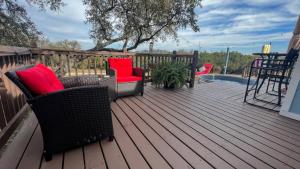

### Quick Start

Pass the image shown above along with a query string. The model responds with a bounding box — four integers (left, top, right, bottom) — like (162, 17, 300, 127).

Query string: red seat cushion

(16, 64, 64, 95)
(195, 71, 206, 75)
(108, 58, 133, 77)
(117, 76, 142, 83)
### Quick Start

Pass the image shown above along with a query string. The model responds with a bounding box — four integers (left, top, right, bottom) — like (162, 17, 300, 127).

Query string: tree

(84, 0, 203, 52)
(0, 0, 64, 47)
(49, 40, 81, 50)
(1, 0, 203, 51)
(198, 51, 255, 74)
(36, 38, 81, 50)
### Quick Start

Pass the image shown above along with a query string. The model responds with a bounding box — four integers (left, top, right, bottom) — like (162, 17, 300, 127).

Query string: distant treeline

(137, 49, 256, 75)
(198, 51, 256, 74)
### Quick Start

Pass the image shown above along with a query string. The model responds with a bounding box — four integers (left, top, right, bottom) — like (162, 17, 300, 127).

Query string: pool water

(200, 74, 255, 85)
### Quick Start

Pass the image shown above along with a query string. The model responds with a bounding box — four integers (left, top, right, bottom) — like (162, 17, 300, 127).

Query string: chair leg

(44, 151, 52, 161)
(278, 77, 284, 105)
(266, 77, 271, 94)
(254, 69, 263, 99)
(244, 65, 254, 102)
(108, 135, 114, 141)
(257, 74, 266, 94)
(272, 80, 276, 92)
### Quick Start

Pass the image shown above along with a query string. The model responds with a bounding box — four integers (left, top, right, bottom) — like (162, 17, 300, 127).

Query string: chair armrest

(60, 75, 101, 88)
(133, 67, 144, 77)
(28, 86, 110, 120)
(252, 58, 293, 68)
(253, 53, 288, 58)
(29, 85, 109, 103)
(255, 58, 288, 62)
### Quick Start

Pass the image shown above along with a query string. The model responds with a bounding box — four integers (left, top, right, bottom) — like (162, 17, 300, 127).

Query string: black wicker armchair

(5, 66, 114, 161)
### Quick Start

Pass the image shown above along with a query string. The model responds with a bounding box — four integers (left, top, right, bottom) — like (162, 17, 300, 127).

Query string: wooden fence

(0, 46, 198, 147)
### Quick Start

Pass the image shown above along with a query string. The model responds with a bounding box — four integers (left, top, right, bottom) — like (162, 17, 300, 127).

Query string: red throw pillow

(16, 64, 64, 95)
(108, 58, 133, 77)
(36, 64, 65, 90)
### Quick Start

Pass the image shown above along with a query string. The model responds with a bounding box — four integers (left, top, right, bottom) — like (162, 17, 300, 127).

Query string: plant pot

(164, 83, 176, 89)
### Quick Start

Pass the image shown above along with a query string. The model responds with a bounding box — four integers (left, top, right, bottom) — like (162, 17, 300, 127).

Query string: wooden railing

(0, 46, 198, 147)
(31, 49, 197, 85)
(0, 50, 38, 147)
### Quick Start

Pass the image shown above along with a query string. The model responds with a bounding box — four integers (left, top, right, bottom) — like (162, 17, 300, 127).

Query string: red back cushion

(108, 58, 133, 77)
(203, 64, 213, 74)
(16, 64, 64, 95)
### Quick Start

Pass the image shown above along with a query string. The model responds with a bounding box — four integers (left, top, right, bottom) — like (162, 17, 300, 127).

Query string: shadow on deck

(1, 82, 300, 169)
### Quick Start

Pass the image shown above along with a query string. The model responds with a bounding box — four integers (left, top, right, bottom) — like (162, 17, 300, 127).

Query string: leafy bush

(198, 51, 256, 74)
(151, 62, 188, 89)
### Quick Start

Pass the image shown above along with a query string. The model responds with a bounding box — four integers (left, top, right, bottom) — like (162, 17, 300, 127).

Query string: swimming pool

(200, 74, 255, 85)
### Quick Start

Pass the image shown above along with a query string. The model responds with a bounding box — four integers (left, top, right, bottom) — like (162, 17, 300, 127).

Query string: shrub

(151, 62, 188, 89)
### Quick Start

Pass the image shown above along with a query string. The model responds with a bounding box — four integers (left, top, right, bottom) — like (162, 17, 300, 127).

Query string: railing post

(189, 50, 198, 88)
(66, 53, 71, 76)
(172, 50, 176, 62)
(58, 53, 63, 77)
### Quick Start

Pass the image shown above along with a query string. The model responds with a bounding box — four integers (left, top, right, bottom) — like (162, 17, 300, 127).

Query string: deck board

(2, 82, 300, 169)
(145, 90, 300, 168)
(142, 90, 300, 160)
(111, 114, 150, 169)
(165, 88, 299, 146)
(122, 98, 216, 169)
(0, 113, 38, 169)
(112, 104, 171, 169)
(101, 138, 129, 169)
(143, 92, 275, 169)
(129, 97, 252, 169)
(64, 147, 84, 169)
(173, 87, 300, 142)
(193, 87, 300, 129)
(40, 154, 63, 169)
(17, 127, 43, 169)
(116, 99, 193, 169)
(84, 142, 107, 169)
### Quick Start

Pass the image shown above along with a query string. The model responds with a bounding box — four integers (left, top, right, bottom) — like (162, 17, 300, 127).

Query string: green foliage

(151, 62, 188, 89)
(0, 0, 64, 47)
(84, 0, 203, 51)
(198, 51, 255, 74)
(1, 0, 203, 52)
(36, 38, 81, 50)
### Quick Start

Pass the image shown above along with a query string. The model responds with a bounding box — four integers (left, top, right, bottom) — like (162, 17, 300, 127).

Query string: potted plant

(151, 62, 188, 89)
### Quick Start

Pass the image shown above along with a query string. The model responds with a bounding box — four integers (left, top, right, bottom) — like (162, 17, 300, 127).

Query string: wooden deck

(1, 82, 300, 169)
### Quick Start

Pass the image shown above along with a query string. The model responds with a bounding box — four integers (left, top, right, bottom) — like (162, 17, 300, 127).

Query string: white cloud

(201, 0, 235, 7)
(285, 1, 300, 15)
(21, 0, 299, 53)
(224, 12, 296, 34)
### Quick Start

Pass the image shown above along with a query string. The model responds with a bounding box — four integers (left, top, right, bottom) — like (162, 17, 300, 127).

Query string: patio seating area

(1, 81, 300, 169)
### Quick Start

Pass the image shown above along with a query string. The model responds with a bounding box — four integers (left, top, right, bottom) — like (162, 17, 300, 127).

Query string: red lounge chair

(196, 63, 213, 76)
(107, 57, 144, 97)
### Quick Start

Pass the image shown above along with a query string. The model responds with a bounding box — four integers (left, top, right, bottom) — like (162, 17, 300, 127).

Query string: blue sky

(23, 0, 300, 54)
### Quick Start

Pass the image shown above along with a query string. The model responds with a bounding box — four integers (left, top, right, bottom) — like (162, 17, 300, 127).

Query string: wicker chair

(5, 66, 114, 161)
(106, 58, 144, 97)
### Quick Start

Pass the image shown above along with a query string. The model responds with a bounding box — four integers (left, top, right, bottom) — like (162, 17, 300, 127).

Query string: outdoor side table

(97, 75, 117, 101)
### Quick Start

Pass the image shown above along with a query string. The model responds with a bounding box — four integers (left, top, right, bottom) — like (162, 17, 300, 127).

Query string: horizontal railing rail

(0, 46, 198, 147)
(29, 49, 196, 83)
